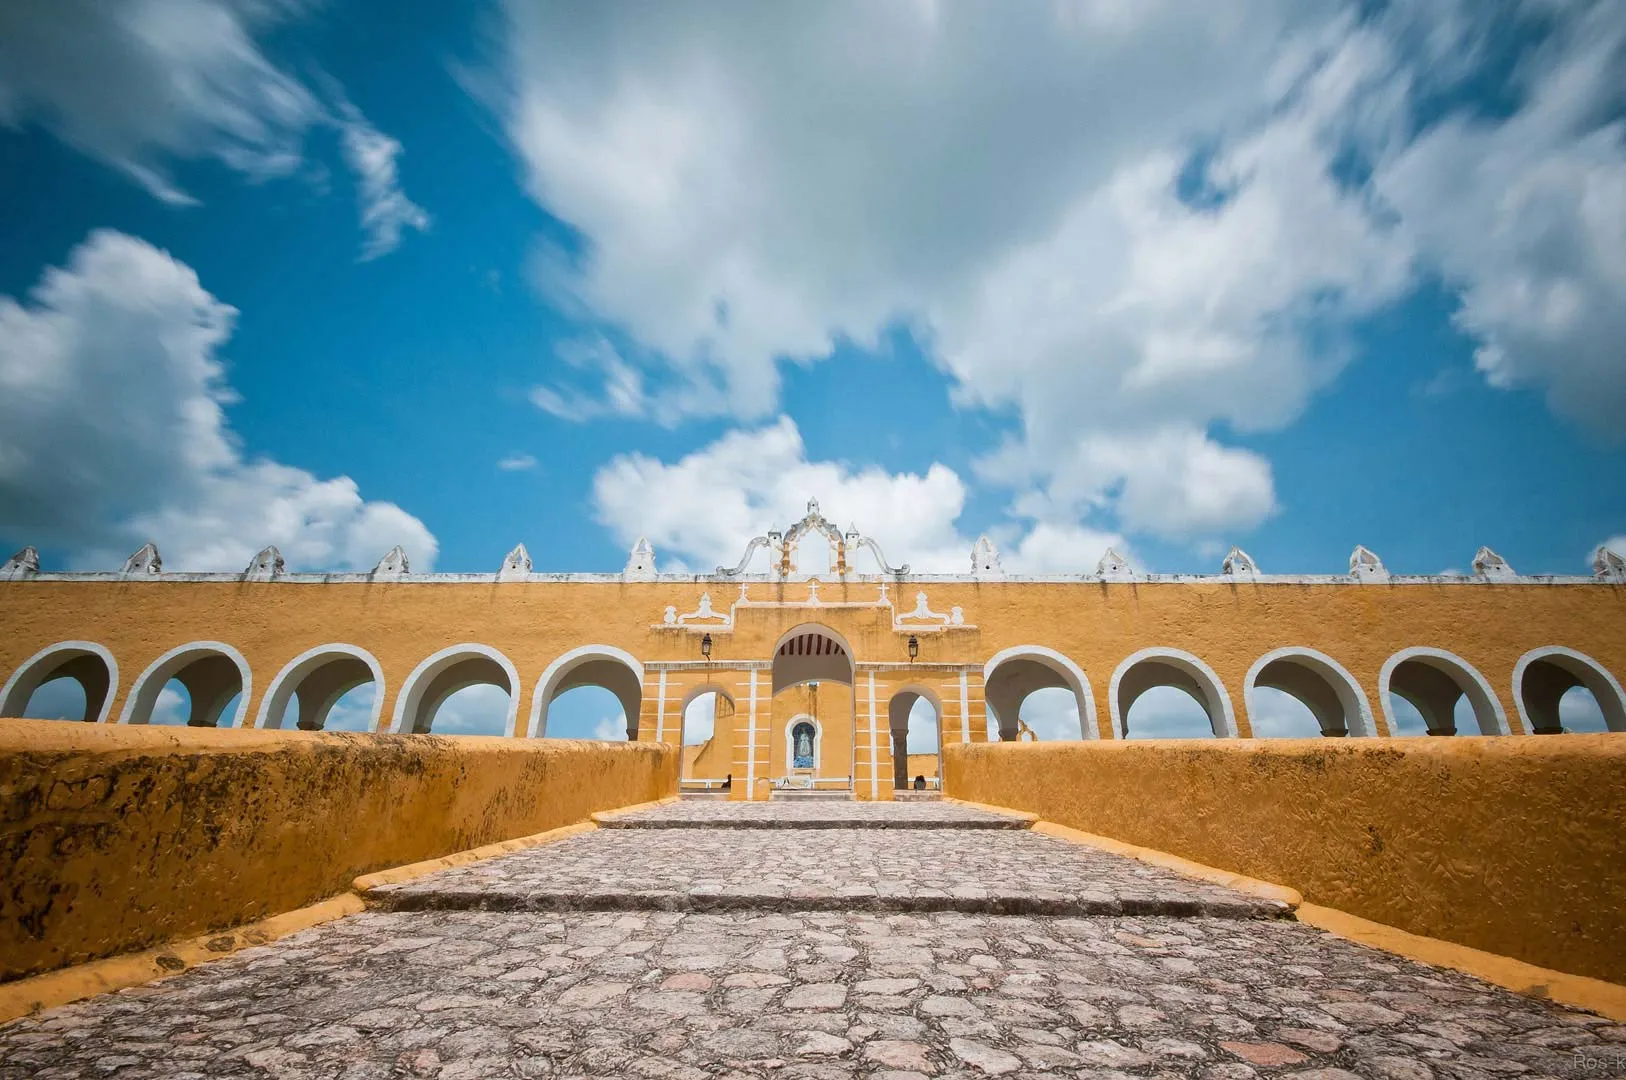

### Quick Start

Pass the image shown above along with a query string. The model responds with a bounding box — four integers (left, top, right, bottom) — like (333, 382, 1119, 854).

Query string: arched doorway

(256, 644, 385, 731)
(1513, 647, 1626, 734)
(770, 625, 855, 793)
(1111, 648, 1236, 739)
(527, 645, 644, 739)
(1379, 648, 1508, 736)
(392, 644, 519, 736)
(1244, 647, 1375, 737)
(983, 646, 1097, 741)
(1, 641, 118, 723)
(888, 686, 942, 791)
(679, 685, 735, 790)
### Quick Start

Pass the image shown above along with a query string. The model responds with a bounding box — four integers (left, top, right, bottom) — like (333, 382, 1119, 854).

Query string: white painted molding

(119, 640, 252, 727)
(392, 643, 520, 736)
(983, 644, 1101, 740)
(255, 643, 386, 731)
(0, 640, 120, 723)
(1511, 646, 1626, 734)
(527, 644, 645, 739)
(1377, 646, 1510, 736)
(1243, 645, 1375, 738)
(1109, 647, 1238, 739)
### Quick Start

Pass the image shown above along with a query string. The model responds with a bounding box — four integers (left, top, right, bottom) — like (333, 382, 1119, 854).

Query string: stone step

(599, 801, 1031, 830)
(890, 789, 944, 801)
(678, 791, 731, 801)
(364, 826, 1291, 920)
(769, 788, 854, 801)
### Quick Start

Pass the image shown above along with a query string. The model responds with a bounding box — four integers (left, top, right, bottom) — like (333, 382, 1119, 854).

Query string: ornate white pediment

(2, 546, 39, 580)
(716, 499, 907, 577)
(624, 537, 657, 579)
(1471, 546, 1515, 579)
(970, 536, 1004, 579)
(1097, 547, 1133, 581)
(893, 590, 965, 631)
(122, 543, 162, 576)
(499, 543, 532, 580)
(244, 546, 285, 581)
(1349, 545, 1388, 582)
(371, 546, 410, 580)
(661, 591, 733, 630)
(1221, 546, 1259, 578)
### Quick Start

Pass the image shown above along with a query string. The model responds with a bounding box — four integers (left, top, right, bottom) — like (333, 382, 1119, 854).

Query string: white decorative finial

(499, 543, 532, 580)
(1349, 544, 1387, 582)
(807, 498, 820, 516)
(971, 536, 1004, 580)
(1097, 547, 1133, 581)
(122, 542, 162, 576)
(1594, 545, 1626, 582)
(2, 546, 40, 580)
(1471, 546, 1515, 580)
(244, 546, 284, 581)
(1221, 546, 1259, 578)
(371, 546, 410, 579)
(624, 537, 656, 579)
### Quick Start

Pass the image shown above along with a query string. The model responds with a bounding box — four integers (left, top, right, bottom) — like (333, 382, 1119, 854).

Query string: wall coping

(0, 571, 1615, 586)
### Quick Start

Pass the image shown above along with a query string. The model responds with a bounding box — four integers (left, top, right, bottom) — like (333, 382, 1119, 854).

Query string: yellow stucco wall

(944, 735, 1626, 984)
(0, 718, 677, 983)
(1, 577, 1623, 800)
(905, 753, 939, 780)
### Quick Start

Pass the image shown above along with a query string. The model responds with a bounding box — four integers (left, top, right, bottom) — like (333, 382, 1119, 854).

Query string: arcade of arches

(3, 506, 1624, 799)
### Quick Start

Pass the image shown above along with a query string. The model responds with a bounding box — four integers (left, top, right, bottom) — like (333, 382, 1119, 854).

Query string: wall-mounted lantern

(907, 634, 919, 661)
(700, 633, 712, 661)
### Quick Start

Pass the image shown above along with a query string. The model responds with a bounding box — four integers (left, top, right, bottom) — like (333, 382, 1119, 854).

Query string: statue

(792, 722, 815, 768)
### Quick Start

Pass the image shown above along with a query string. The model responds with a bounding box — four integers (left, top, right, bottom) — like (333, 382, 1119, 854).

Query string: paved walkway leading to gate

(2, 802, 1622, 1079)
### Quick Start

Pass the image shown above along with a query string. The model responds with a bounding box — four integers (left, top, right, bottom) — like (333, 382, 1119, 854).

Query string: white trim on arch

(1, 640, 120, 723)
(1110, 647, 1238, 739)
(1378, 646, 1510, 736)
(785, 713, 822, 773)
(1511, 646, 1626, 734)
(982, 644, 1101, 740)
(119, 640, 252, 727)
(255, 643, 386, 731)
(676, 682, 735, 745)
(1244, 646, 1376, 738)
(392, 643, 521, 736)
(527, 644, 645, 739)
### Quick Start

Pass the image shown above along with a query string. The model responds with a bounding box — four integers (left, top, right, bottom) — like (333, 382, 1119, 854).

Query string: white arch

(527, 644, 645, 739)
(1110, 647, 1238, 739)
(677, 682, 734, 744)
(1, 640, 120, 723)
(119, 641, 252, 727)
(784, 713, 823, 773)
(1512, 646, 1626, 734)
(982, 644, 1101, 740)
(254, 643, 386, 731)
(1378, 646, 1510, 736)
(393, 643, 520, 736)
(1244, 646, 1377, 738)
(771, 623, 856, 691)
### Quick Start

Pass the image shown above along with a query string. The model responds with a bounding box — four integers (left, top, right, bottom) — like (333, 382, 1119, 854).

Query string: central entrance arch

(770, 624, 855, 793)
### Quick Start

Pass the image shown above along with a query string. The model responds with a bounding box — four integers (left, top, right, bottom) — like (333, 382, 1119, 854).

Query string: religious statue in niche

(791, 721, 816, 769)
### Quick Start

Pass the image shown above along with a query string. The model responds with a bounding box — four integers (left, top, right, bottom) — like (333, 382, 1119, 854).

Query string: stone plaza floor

(2, 801, 1622, 1079)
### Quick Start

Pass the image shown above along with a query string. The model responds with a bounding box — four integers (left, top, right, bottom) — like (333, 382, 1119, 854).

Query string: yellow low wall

(0, 719, 677, 983)
(945, 735, 1626, 984)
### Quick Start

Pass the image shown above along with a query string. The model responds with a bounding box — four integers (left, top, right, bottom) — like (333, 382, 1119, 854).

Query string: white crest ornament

(1221, 547, 1259, 578)
(624, 538, 657, 579)
(122, 543, 162, 576)
(1471, 546, 1515, 580)
(1349, 545, 1388, 583)
(1594, 545, 1626, 582)
(371, 546, 410, 580)
(1097, 548, 1133, 581)
(971, 536, 1004, 579)
(499, 543, 533, 580)
(244, 546, 285, 581)
(1, 546, 40, 580)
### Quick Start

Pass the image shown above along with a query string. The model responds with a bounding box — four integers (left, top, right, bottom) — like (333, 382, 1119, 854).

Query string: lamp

(907, 634, 919, 660)
(700, 633, 712, 660)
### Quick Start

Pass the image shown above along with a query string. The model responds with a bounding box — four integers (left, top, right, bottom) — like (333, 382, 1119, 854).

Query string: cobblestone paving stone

(601, 802, 1031, 830)
(367, 828, 1287, 919)
(3, 909, 1620, 1080)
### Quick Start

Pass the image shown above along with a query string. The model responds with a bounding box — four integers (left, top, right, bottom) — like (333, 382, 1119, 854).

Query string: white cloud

(906, 697, 939, 754)
(683, 693, 718, 745)
(0, 1, 425, 257)
(1246, 686, 1324, 737)
(333, 95, 431, 261)
(1374, 2, 1626, 438)
(0, 230, 437, 572)
(592, 715, 628, 742)
(592, 417, 975, 573)
(432, 683, 510, 736)
(1123, 685, 1218, 739)
(490, 2, 1625, 540)
(1017, 687, 1085, 741)
(497, 453, 539, 472)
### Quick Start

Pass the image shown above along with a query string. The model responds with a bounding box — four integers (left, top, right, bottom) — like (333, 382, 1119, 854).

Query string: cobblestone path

(3, 802, 1621, 1079)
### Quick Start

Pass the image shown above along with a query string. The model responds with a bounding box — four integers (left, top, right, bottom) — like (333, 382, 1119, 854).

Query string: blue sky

(3, 1, 1624, 739)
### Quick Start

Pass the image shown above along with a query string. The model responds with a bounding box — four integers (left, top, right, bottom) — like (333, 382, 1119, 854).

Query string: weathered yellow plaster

(944, 735, 1626, 983)
(0, 893, 365, 1024)
(0, 718, 677, 982)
